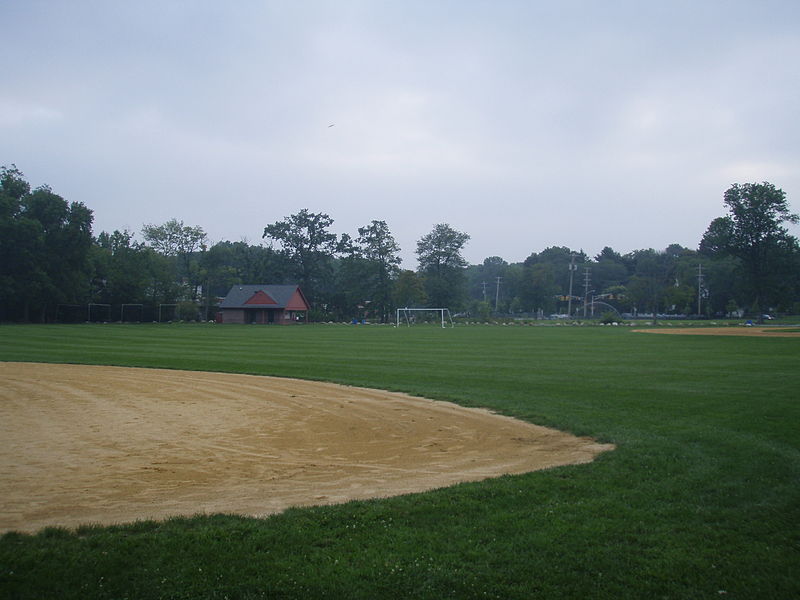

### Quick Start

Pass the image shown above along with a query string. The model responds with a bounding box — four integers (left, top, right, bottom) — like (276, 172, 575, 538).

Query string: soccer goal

(120, 303, 144, 322)
(87, 303, 111, 323)
(158, 303, 178, 323)
(396, 307, 454, 328)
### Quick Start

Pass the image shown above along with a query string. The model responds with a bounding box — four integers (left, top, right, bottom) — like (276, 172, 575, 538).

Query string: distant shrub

(177, 301, 199, 322)
(599, 311, 621, 325)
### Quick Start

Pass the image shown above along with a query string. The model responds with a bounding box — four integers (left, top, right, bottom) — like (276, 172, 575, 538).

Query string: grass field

(1, 323, 799, 599)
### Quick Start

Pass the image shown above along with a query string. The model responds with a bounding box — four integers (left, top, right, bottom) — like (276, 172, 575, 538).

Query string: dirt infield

(633, 326, 800, 337)
(0, 362, 613, 533)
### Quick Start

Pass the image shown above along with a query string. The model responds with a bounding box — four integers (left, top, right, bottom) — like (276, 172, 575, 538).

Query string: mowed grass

(0, 323, 798, 599)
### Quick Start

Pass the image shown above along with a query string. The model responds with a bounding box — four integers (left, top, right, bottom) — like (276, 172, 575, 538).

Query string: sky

(3, 0, 799, 267)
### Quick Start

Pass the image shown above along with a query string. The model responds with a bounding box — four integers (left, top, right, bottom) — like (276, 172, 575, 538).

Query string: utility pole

(481, 281, 488, 303)
(495, 277, 502, 312)
(697, 263, 703, 316)
(582, 268, 591, 317)
(567, 253, 577, 317)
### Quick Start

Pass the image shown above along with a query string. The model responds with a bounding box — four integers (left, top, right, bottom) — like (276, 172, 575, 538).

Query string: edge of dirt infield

(632, 326, 800, 337)
(0, 362, 614, 533)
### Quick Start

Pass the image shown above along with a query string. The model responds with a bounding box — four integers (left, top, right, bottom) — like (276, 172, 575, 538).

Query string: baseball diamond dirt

(633, 326, 800, 337)
(0, 362, 613, 533)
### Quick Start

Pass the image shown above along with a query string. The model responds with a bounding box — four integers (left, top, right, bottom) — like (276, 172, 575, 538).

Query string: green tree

(143, 248, 182, 311)
(91, 230, 152, 308)
(536, 247, 587, 293)
(700, 182, 798, 318)
(592, 246, 629, 296)
(626, 249, 670, 322)
(141, 218, 207, 258)
(701, 255, 744, 316)
(416, 223, 470, 309)
(263, 209, 339, 306)
(465, 257, 508, 311)
(520, 248, 586, 315)
(0, 166, 36, 320)
(0, 166, 93, 321)
(142, 218, 207, 301)
(393, 269, 427, 308)
(200, 242, 241, 319)
(355, 220, 401, 322)
(520, 261, 558, 314)
(332, 254, 372, 321)
(503, 263, 526, 315)
(220, 241, 291, 285)
(595, 246, 624, 263)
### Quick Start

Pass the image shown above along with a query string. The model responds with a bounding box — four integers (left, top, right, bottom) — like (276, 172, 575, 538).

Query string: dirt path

(0, 363, 613, 533)
(633, 326, 800, 337)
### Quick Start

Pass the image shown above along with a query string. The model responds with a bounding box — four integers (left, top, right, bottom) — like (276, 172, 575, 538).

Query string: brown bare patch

(633, 327, 800, 337)
(0, 363, 613, 533)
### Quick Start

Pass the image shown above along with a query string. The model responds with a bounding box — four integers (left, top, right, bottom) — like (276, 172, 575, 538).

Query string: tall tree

(0, 167, 94, 321)
(592, 246, 629, 296)
(393, 270, 427, 308)
(700, 182, 798, 316)
(626, 249, 671, 322)
(141, 218, 207, 258)
(0, 166, 35, 320)
(355, 220, 401, 322)
(416, 223, 470, 308)
(519, 261, 558, 314)
(262, 209, 339, 306)
(466, 257, 508, 310)
(91, 230, 152, 307)
(332, 253, 372, 321)
(521, 247, 586, 315)
(142, 218, 208, 301)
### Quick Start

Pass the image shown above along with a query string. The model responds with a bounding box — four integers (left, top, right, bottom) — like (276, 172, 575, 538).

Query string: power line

(697, 263, 704, 316)
(582, 268, 591, 317)
(567, 253, 577, 316)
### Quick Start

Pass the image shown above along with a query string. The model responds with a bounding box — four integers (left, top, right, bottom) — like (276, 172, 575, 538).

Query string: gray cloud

(3, 1, 799, 266)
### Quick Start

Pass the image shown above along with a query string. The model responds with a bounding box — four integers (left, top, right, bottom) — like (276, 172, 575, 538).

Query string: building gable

(220, 284, 309, 310)
(285, 288, 310, 311)
(244, 290, 277, 305)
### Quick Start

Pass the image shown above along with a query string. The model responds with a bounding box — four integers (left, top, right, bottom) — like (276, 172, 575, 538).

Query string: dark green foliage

(393, 269, 427, 307)
(354, 220, 402, 323)
(701, 182, 800, 314)
(141, 218, 208, 302)
(1, 324, 799, 598)
(176, 301, 200, 321)
(0, 167, 94, 322)
(599, 311, 619, 324)
(92, 230, 174, 310)
(262, 209, 339, 306)
(6, 166, 798, 323)
(416, 223, 470, 309)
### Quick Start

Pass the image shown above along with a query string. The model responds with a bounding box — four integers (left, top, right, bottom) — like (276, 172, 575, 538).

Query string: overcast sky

(3, 1, 799, 267)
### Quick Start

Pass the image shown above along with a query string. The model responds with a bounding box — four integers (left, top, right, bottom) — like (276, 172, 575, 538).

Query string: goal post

(396, 307, 454, 328)
(87, 303, 111, 322)
(158, 303, 178, 323)
(120, 303, 144, 322)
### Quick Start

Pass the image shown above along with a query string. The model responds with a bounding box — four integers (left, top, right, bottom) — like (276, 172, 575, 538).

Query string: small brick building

(218, 285, 310, 324)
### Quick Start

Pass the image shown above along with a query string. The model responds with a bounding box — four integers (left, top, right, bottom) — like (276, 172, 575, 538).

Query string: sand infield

(633, 326, 800, 337)
(0, 362, 613, 533)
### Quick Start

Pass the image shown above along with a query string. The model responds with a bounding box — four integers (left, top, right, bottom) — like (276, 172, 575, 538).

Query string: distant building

(217, 285, 310, 324)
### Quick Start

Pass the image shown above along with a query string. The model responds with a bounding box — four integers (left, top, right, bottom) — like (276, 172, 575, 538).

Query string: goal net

(396, 307, 454, 328)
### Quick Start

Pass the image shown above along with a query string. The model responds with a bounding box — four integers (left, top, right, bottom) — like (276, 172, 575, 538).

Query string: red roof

(285, 289, 308, 310)
(220, 285, 310, 311)
(244, 290, 277, 305)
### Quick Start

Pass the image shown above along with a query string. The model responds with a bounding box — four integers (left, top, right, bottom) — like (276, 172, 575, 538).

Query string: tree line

(2, 164, 798, 323)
